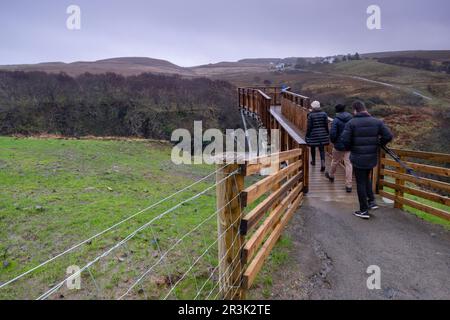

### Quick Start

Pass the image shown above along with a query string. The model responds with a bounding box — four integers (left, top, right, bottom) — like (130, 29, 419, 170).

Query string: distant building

(321, 57, 336, 64)
(275, 62, 285, 71)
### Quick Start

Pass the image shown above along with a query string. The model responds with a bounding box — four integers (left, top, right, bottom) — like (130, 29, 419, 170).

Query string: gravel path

(267, 195, 450, 300)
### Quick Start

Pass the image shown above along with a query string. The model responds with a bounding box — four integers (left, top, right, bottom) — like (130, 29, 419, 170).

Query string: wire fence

(0, 164, 244, 300)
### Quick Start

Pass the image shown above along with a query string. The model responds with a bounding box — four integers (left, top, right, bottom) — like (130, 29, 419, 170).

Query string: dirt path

(266, 196, 450, 300)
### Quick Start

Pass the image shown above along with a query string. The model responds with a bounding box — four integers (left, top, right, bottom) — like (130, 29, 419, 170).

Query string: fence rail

(378, 148, 450, 221)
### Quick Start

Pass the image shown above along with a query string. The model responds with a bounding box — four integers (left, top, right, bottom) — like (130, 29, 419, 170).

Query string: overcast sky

(0, 0, 449, 66)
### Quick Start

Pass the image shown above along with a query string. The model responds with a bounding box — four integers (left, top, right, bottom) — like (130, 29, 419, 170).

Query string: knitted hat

(311, 100, 321, 110)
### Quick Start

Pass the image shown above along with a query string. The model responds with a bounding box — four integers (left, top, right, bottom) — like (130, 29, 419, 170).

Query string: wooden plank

(380, 180, 450, 206)
(381, 158, 450, 178)
(242, 192, 304, 289)
(244, 149, 302, 176)
(241, 171, 303, 234)
(241, 161, 301, 206)
(242, 183, 303, 264)
(381, 169, 450, 193)
(379, 190, 450, 221)
(390, 149, 450, 163)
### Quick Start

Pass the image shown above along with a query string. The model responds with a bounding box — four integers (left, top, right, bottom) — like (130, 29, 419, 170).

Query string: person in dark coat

(325, 104, 353, 192)
(341, 101, 393, 219)
(306, 100, 330, 172)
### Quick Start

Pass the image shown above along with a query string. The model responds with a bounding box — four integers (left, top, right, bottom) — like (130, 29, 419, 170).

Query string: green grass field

(0, 137, 226, 299)
(382, 186, 450, 229)
(0, 136, 291, 300)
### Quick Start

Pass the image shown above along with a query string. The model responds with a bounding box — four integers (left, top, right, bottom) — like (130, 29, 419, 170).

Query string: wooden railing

(280, 91, 310, 132)
(238, 86, 310, 191)
(216, 149, 305, 299)
(377, 149, 450, 221)
(238, 86, 288, 106)
(281, 90, 334, 155)
(238, 87, 272, 129)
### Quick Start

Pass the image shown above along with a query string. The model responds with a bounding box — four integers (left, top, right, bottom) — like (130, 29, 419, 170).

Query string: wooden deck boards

(308, 153, 357, 200)
(270, 105, 357, 201)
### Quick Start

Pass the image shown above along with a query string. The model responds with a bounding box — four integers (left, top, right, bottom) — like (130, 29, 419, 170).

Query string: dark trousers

(354, 168, 375, 212)
(310, 145, 325, 164)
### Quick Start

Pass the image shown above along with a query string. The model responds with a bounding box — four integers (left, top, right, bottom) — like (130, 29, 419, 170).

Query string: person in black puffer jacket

(341, 101, 393, 219)
(325, 104, 353, 192)
(306, 100, 330, 172)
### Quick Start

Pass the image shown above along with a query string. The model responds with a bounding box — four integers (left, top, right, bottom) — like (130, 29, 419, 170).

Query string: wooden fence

(216, 149, 306, 299)
(377, 148, 450, 221)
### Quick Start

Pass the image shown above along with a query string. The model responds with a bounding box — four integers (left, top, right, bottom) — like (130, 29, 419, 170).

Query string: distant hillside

(361, 51, 450, 74)
(361, 50, 450, 62)
(0, 71, 240, 139)
(237, 58, 281, 64)
(2, 51, 450, 78)
(190, 61, 269, 77)
(0, 57, 196, 77)
(0, 57, 275, 77)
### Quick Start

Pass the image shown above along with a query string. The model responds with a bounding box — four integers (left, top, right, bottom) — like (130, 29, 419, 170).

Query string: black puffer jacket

(341, 113, 393, 169)
(306, 110, 330, 147)
(330, 112, 352, 151)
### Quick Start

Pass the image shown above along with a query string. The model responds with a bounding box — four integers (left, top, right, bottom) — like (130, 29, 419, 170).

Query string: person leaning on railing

(340, 101, 393, 220)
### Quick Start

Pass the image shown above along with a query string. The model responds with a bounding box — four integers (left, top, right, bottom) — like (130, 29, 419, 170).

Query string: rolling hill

(1, 51, 449, 152)
(361, 50, 450, 61)
(0, 57, 196, 77)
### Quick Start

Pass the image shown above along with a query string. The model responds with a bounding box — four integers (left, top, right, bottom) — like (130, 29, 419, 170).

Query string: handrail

(389, 148, 450, 163)
(282, 90, 309, 100)
(256, 89, 271, 100)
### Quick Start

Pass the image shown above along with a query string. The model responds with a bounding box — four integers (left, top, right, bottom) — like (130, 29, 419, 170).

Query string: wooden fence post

(373, 149, 384, 194)
(301, 144, 309, 194)
(217, 162, 245, 300)
(394, 155, 405, 210)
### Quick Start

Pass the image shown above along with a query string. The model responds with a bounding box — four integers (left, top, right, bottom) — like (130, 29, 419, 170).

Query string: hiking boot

(368, 202, 379, 210)
(346, 187, 352, 193)
(354, 211, 370, 219)
(325, 172, 335, 182)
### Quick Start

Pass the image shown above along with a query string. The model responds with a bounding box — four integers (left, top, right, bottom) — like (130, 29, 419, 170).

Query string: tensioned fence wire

(1, 164, 245, 300)
(0, 165, 250, 299)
